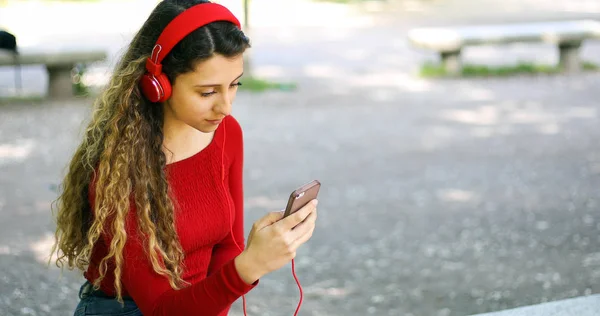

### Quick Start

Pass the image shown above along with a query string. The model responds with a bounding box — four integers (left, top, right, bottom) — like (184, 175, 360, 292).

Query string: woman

(50, 1, 318, 315)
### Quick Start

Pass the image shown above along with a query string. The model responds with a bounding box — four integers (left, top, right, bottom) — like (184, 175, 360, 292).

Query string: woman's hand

(235, 199, 318, 284)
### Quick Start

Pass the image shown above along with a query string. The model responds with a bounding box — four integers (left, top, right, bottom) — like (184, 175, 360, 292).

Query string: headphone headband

(141, 2, 241, 102)
(148, 3, 241, 71)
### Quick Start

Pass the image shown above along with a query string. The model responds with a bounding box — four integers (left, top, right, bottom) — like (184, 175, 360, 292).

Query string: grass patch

(0, 94, 45, 105)
(420, 61, 600, 78)
(0, 93, 95, 106)
(311, 0, 354, 3)
(239, 76, 297, 92)
(582, 61, 599, 71)
(311, 0, 379, 3)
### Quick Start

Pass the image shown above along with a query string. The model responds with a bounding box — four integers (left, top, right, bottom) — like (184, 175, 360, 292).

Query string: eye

(200, 91, 216, 97)
(199, 83, 241, 97)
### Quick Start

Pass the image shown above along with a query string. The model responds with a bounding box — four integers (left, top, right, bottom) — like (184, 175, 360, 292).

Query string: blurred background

(1, 0, 599, 315)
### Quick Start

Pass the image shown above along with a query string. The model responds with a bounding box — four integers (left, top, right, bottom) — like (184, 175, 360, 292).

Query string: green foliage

(420, 61, 600, 78)
(72, 64, 89, 97)
(239, 77, 297, 92)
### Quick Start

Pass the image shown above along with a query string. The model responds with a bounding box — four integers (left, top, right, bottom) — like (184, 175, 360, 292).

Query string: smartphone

(283, 180, 321, 218)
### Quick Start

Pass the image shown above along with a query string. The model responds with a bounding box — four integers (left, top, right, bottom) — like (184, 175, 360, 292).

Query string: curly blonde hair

(50, 0, 250, 303)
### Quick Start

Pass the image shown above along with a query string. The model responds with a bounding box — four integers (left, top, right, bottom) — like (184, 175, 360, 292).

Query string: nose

(214, 90, 233, 117)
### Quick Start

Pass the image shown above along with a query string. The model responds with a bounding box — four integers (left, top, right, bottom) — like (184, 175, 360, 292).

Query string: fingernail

(313, 200, 318, 206)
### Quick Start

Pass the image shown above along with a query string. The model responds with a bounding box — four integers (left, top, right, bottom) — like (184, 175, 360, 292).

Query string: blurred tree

(241, 0, 252, 76)
(243, 0, 249, 29)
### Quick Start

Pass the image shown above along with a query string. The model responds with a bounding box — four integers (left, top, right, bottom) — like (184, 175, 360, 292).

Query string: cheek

(173, 94, 213, 120)
(228, 89, 239, 104)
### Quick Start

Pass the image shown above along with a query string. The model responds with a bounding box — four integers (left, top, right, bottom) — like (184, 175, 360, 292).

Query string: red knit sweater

(84, 115, 258, 315)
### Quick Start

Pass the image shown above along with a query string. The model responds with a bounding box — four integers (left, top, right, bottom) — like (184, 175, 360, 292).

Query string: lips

(206, 118, 223, 124)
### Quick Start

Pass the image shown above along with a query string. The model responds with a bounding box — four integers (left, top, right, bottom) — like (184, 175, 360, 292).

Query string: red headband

(146, 3, 241, 76)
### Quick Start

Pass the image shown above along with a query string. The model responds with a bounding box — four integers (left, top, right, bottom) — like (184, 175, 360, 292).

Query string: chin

(194, 122, 220, 133)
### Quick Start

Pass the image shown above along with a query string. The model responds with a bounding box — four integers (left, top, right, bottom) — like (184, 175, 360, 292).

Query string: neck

(162, 109, 213, 165)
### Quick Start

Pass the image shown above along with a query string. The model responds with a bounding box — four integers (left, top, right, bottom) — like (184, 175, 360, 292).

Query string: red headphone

(139, 3, 242, 103)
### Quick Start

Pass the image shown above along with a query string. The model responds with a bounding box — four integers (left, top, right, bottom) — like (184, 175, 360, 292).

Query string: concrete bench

(407, 20, 600, 76)
(0, 50, 107, 99)
(469, 294, 600, 316)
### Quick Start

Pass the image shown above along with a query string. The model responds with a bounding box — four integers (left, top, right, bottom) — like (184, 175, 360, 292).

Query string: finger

(292, 208, 317, 230)
(289, 218, 317, 250)
(254, 210, 285, 230)
(279, 199, 317, 231)
(289, 210, 317, 241)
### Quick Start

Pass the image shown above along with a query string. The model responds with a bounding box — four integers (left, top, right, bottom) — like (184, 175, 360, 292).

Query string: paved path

(1, 1, 599, 315)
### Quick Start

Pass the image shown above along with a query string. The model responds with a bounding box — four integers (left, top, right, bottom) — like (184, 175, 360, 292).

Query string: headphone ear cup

(140, 73, 163, 103)
(155, 73, 172, 102)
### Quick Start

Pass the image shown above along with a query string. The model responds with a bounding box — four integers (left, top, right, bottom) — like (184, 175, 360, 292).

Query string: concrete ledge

(470, 295, 600, 316)
(407, 19, 600, 74)
(407, 19, 600, 52)
(0, 49, 107, 99)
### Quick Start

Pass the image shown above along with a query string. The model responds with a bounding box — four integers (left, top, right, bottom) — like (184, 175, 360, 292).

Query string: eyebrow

(193, 72, 244, 88)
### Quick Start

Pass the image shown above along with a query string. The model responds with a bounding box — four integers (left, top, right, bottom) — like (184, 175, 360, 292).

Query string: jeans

(74, 281, 142, 316)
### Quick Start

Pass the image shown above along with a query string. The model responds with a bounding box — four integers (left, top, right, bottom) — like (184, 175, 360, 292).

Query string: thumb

(255, 210, 285, 229)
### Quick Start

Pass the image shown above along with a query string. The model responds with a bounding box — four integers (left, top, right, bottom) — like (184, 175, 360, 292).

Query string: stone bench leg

(46, 65, 74, 99)
(558, 41, 582, 73)
(441, 50, 462, 76)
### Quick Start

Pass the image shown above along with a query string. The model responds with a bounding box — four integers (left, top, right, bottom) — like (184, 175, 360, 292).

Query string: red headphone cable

(291, 259, 303, 316)
(222, 120, 303, 316)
